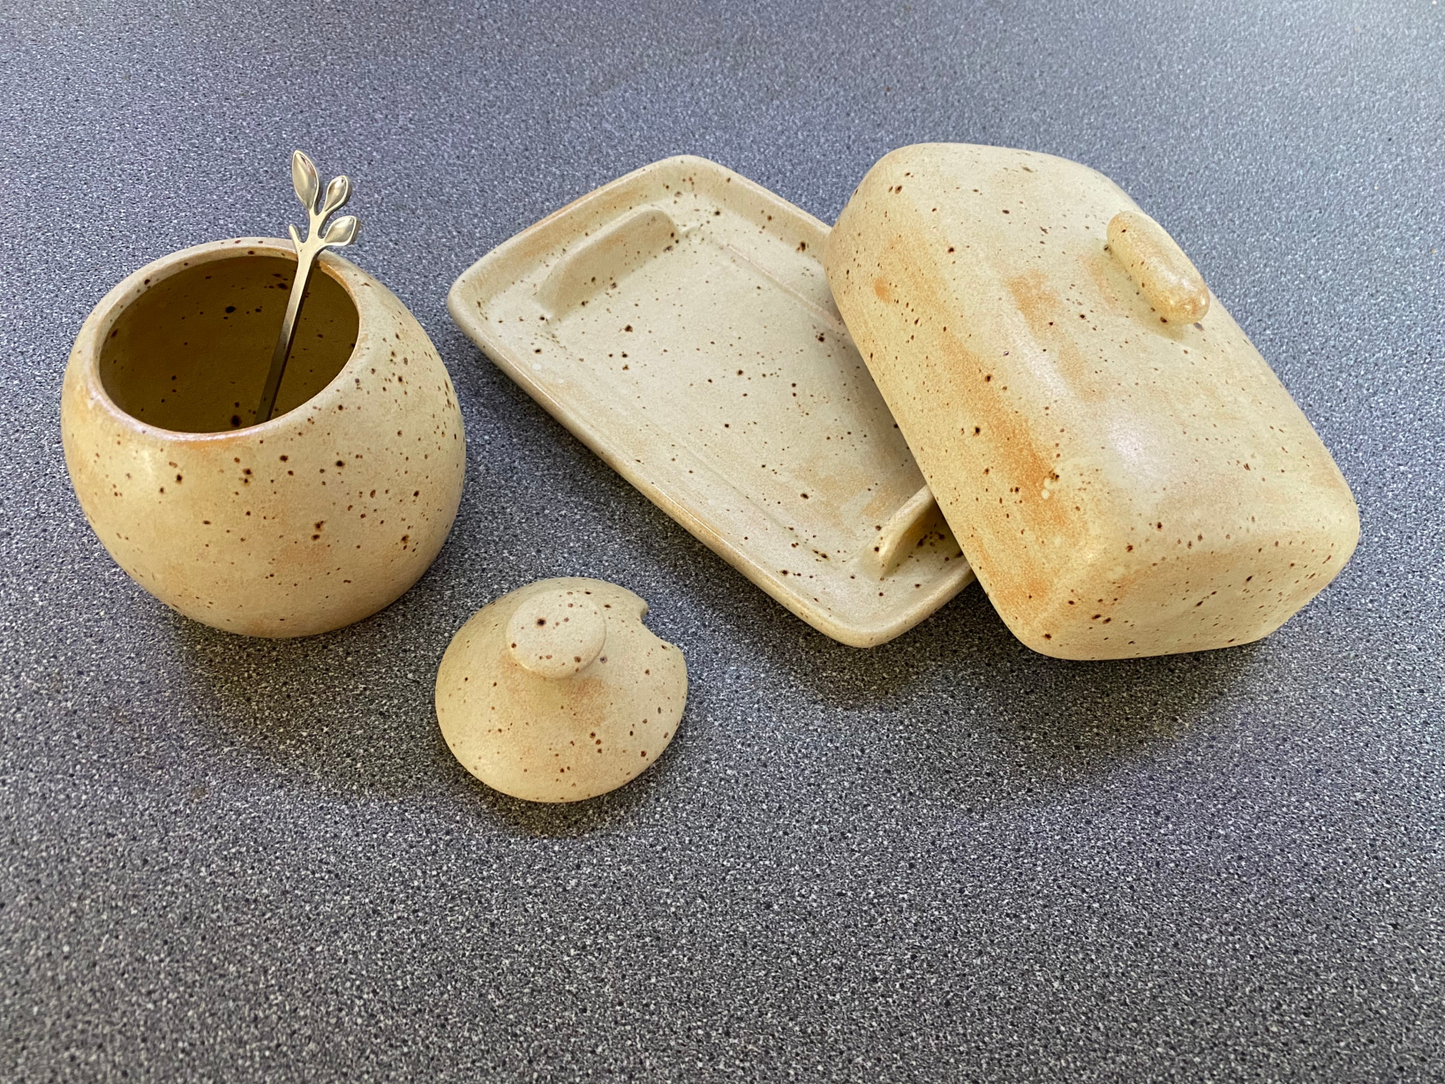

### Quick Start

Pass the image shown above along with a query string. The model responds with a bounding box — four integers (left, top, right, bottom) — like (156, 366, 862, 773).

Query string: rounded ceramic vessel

(61, 237, 467, 637)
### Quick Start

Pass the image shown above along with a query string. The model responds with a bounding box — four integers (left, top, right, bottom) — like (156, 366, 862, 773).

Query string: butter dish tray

(449, 155, 974, 647)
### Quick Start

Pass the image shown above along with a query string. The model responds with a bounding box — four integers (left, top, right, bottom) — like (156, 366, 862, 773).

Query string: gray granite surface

(1, 1, 1442, 1080)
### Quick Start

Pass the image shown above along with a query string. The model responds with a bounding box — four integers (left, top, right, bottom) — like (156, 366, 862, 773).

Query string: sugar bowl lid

(434, 578, 687, 802)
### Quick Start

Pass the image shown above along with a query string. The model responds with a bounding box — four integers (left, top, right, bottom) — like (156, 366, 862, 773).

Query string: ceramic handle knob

(507, 589, 608, 678)
(1107, 210, 1210, 324)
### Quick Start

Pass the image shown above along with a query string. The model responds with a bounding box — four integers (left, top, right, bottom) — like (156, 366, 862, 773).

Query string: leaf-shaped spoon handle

(255, 151, 362, 424)
(292, 151, 320, 210)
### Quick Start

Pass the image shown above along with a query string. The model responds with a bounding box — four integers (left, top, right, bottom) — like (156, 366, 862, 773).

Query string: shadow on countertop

(170, 460, 1261, 837)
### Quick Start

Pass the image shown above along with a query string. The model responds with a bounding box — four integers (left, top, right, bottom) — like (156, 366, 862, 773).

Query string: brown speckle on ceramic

(435, 578, 686, 803)
(61, 237, 467, 637)
(823, 143, 1359, 660)
(448, 155, 974, 648)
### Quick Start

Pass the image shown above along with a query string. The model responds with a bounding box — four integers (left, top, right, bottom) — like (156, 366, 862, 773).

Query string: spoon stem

(255, 151, 360, 424)
(255, 244, 318, 424)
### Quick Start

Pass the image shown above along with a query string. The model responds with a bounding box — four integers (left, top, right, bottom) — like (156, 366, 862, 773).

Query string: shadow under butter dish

(435, 578, 687, 803)
(61, 237, 467, 637)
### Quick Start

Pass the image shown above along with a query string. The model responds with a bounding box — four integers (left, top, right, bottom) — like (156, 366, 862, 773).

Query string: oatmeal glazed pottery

(449, 155, 974, 648)
(435, 578, 687, 802)
(61, 237, 466, 637)
(453, 149, 1358, 657)
(824, 143, 1360, 659)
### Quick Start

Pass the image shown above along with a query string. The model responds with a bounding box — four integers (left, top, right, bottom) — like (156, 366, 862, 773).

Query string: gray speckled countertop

(1, 1, 1442, 1081)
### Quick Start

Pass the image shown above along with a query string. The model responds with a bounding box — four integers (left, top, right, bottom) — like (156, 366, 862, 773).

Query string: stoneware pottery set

(62, 144, 1360, 802)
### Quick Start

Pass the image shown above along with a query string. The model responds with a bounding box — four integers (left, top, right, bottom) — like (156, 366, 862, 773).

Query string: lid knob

(506, 588, 608, 678)
(1107, 210, 1210, 324)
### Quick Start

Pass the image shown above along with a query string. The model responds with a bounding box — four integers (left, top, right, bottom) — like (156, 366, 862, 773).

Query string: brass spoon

(254, 151, 360, 423)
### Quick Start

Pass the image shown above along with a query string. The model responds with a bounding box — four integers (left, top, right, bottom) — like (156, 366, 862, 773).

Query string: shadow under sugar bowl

(61, 237, 467, 637)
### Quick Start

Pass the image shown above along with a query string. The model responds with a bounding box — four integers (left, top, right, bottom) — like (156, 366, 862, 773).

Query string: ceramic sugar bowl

(61, 237, 466, 637)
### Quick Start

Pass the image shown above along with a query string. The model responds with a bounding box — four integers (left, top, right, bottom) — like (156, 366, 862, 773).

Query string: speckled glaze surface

(449, 155, 974, 648)
(5, 2, 1442, 1081)
(825, 144, 1360, 660)
(61, 237, 467, 637)
(436, 578, 686, 802)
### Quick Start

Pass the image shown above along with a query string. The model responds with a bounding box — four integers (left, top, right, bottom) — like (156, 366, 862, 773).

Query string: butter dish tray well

(449, 155, 974, 647)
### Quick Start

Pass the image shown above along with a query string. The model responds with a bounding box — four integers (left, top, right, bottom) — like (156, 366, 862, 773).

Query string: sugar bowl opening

(97, 247, 360, 433)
